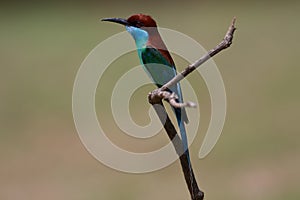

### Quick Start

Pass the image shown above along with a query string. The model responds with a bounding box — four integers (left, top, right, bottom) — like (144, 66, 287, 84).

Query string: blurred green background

(1, 1, 299, 200)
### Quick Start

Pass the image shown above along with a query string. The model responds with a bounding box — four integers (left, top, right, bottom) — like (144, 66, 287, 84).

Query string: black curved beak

(101, 18, 129, 26)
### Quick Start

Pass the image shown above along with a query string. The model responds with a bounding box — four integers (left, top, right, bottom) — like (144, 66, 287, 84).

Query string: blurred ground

(0, 1, 299, 200)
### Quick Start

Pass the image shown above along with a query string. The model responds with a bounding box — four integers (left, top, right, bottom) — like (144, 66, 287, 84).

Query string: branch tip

(232, 16, 236, 26)
(186, 101, 197, 108)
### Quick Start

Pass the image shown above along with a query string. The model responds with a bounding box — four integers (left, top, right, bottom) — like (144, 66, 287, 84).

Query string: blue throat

(126, 26, 149, 58)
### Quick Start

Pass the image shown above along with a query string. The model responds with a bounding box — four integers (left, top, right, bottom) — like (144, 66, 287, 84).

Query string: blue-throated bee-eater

(102, 14, 191, 163)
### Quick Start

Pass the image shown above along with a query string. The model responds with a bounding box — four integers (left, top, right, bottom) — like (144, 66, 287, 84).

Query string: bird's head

(102, 14, 158, 48)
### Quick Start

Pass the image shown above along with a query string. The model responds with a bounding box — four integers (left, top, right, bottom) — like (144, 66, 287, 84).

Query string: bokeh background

(1, 1, 299, 200)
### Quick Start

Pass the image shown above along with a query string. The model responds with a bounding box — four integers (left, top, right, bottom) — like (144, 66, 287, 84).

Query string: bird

(102, 14, 190, 163)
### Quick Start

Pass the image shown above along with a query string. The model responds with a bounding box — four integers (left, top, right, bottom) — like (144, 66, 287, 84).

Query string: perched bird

(102, 14, 190, 162)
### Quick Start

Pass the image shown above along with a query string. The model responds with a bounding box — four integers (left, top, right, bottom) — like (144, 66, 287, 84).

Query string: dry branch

(148, 17, 236, 200)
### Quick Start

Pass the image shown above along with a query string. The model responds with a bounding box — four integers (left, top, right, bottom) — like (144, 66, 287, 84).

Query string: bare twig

(161, 17, 236, 92)
(169, 98, 197, 108)
(149, 89, 196, 108)
(148, 17, 236, 200)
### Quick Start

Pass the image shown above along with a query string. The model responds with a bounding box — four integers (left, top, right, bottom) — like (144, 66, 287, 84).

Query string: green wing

(141, 46, 189, 123)
(141, 46, 176, 88)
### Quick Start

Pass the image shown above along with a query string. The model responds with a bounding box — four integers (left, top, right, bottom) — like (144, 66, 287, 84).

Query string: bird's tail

(175, 108, 191, 164)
